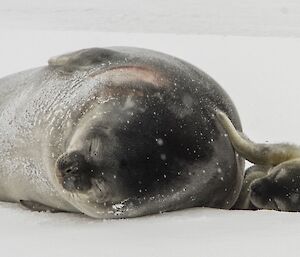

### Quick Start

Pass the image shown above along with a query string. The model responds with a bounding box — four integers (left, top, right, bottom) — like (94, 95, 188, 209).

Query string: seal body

(0, 47, 243, 218)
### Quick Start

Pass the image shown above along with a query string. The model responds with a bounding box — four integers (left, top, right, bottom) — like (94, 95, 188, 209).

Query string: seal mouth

(54, 172, 119, 218)
(67, 186, 136, 219)
(54, 166, 164, 218)
(54, 158, 135, 218)
(85, 178, 109, 202)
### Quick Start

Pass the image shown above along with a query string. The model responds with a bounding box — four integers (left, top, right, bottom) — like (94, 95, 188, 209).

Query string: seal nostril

(62, 166, 79, 176)
(65, 168, 73, 174)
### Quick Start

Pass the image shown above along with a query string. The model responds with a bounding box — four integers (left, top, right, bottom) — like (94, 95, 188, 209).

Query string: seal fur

(0, 48, 244, 218)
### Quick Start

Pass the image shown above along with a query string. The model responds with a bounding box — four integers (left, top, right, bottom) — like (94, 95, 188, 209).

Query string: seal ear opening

(215, 109, 300, 165)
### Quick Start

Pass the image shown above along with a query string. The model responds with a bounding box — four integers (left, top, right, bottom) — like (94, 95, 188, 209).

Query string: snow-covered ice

(2, 201, 300, 257)
(1, 29, 300, 256)
(1, 0, 300, 37)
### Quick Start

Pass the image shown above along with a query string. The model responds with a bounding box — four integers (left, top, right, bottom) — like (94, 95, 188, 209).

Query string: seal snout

(250, 178, 281, 209)
(56, 151, 93, 192)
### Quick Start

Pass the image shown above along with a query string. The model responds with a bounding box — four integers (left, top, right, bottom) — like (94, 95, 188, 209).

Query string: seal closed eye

(0, 47, 243, 218)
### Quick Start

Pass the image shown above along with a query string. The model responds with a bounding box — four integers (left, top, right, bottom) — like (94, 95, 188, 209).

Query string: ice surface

(1, 0, 300, 37)
(0, 30, 300, 256)
(1, 202, 300, 257)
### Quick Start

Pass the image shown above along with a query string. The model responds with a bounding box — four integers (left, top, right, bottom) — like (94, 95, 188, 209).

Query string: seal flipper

(232, 165, 270, 210)
(48, 48, 120, 72)
(216, 109, 300, 165)
(20, 200, 62, 213)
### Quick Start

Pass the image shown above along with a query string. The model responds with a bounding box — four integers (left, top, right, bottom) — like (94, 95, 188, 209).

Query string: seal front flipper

(20, 200, 62, 213)
(250, 158, 300, 211)
(48, 48, 120, 72)
(232, 165, 270, 210)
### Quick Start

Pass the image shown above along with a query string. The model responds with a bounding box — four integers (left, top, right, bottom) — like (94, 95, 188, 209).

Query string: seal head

(54, 83, 231, 218)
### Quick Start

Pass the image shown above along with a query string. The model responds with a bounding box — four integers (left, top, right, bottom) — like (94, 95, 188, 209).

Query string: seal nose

(56, 151, 92, 192)
(56, 151, 83, 175)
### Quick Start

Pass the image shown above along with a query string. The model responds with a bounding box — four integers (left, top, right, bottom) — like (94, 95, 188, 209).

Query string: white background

(1, 0, 300, 37)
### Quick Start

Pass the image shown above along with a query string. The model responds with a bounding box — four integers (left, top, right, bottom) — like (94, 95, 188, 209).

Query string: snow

(1, 201, 300, 257)
(1, 6, 300, 255)
(1, 0, 300, 37)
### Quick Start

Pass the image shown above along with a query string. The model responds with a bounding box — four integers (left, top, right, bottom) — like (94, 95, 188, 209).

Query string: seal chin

(59, 179, 153, 218)
(57, 177, 119, 218)
(72, 196, 153, 219)
(66, 187, 132, 219)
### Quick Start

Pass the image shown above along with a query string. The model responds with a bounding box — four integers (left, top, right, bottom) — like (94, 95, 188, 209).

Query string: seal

(216, 109, 300, 212)
(0, 47, 244, 218)
(232, 165, 269, 210)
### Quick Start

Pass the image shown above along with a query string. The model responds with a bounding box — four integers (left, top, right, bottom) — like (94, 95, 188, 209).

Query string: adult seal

(0, 47, 244, 218)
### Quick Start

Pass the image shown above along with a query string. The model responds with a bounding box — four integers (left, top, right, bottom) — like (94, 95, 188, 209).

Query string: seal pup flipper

(249, 158, 300, 211)
(48, 48, 119, 72)
(216, 109, 300, 165)
(232, 165, 270, 210)
(20, 200, 62, 213)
